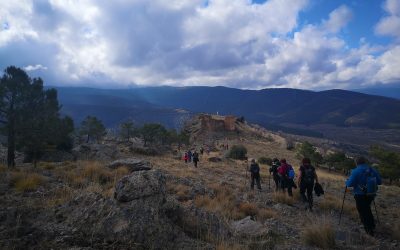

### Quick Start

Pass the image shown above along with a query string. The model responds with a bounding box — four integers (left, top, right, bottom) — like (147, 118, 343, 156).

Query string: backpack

(270, 164, 278, 175)
(359, 167, 378, 196)
(314, 182, 324, 196)
(287, 165, 295, 179)
(302, 166, 315, 184)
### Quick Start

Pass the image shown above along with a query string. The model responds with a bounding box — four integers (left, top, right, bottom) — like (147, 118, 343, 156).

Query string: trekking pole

(373, 200, 380, 224)
(244, 162, 248, 188)
(339, 186, 347, 225)
(268, 173, 271, 190)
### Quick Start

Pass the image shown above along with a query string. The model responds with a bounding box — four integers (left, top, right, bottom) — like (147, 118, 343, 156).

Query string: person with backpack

(298, 158, 318, 210)
(193, 151, 200, 168)
(346, 157, 382, 236)
(286, 164, 296, 196)
(277, 159, 290, 192)
(249, 159, 261, 191)
(183, 152, 188, 163)
(269, 158, 281, 191)
(188, 150, 192, 163)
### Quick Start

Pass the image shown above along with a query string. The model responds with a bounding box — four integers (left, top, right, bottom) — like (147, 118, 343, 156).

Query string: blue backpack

(287, 166, 295, 179)
(359, 168, 378, 196)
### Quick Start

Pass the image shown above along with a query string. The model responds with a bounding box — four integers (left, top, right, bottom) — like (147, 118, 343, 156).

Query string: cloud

(323, 5, 352, 33)
(375, 0, 400, 39)
(24, 64, 48, 71)
(0, 0, 399, 90)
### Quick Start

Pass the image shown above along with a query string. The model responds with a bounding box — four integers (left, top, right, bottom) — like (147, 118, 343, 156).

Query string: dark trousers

(300, 182, 314, 208)
(251, 173, 261, 190)
(193, 160, 198, 167)
(287, 179, 295, 196)
(272, 175, 280, 191)
(354, 195, 375, 235)
(280, 176, 286, 191)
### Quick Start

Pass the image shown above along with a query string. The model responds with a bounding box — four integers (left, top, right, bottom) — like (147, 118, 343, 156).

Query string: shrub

(39, 162, 55, 170)
(272, 192, 294, 205)
(258, 157, 272, 165)
(194, 185, 244, 220)
(13, 173, 45, 192)
(82, 161, 112, 185)
(238, 202, 258, 217)
(257, 208, 277, 221)
(227, 145, 247, 160)
(302, 221, 335, 249)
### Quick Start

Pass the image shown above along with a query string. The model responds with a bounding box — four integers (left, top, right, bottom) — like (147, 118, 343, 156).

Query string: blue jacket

(346, 164, 382, 195)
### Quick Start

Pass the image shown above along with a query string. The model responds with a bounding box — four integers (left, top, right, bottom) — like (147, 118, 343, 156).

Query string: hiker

(183, 152, 188, 163)
(287, 163, 296, 196)
(249, 159, 261, 190)
(200, 147, 204, 155)
(346, 156, 381, 236)
(188, 150, 192, 162)
(298, 158, 318, 210)
(277, 159, 290, 192)
(193, 151, 199, 167)
(269, 158, 281, 191)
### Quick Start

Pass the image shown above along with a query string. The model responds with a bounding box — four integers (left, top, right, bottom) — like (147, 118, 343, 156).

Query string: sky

(0, 0, 400, 90)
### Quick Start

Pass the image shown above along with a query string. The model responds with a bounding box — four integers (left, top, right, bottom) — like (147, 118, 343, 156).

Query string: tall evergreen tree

(119, 120, 135, 142)
(0, 66, 74, 167)
(79, 116, 106, 143)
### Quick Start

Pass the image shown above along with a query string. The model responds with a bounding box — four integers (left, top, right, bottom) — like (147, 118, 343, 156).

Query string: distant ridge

(352, 85, 400, 100)
(54, 86, 400, 130)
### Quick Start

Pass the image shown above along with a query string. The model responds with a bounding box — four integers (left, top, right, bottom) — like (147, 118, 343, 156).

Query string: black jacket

(250, 163, 260, 176)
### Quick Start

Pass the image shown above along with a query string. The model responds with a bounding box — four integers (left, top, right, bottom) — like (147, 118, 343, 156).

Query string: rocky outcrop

(199, 114, 237, 132)
(230, 216, 267, 237)
(114, 169, 164, 202)
(107, 158, 152, 172)
(48, 169, 210, 249)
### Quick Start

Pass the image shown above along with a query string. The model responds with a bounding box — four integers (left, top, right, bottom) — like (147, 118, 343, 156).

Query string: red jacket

(278, 163, 289, 176)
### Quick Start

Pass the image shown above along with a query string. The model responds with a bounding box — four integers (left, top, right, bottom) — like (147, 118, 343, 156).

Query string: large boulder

(107, 158, 152, 172)
(230, 216, 267, 237)
(48, 170, 210, 249)
(114, 169, 165, 202)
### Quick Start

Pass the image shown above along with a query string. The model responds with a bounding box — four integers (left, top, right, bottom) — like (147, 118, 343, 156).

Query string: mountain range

(54, 86, 400, 135)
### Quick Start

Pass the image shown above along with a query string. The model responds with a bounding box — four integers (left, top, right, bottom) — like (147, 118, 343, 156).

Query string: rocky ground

(0, 120, 399, 249)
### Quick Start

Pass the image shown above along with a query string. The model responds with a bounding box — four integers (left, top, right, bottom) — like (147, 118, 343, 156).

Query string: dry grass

(302, 220, 335, 249)
(0, 164, 7, 173)
(216, 242, 243, 250)
(11, 172, 46, 192)
(238, 202, 258, 217)
(194, 186, 244, 220)
(318, 194, 358, 219)
(64, 171, 87, 188)
(272, 192, 294, 205)
(46, 186, 76, 207)
(82, 161, 112, 184)
(257, 208, 277, 221)
(39, 162, 56, 170)
(167, 183, 191, 200)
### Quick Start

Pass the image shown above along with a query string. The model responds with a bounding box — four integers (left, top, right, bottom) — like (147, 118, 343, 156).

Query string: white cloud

(375, 0, 400, 39)
(24, 64, 48, 71)
(0, 0, 399, 90)
(323, 5, 352, 33)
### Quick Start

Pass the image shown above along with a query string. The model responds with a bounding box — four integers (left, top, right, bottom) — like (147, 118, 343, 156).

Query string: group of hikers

(248, 156, 382, 236)
(182, 148, 202, 167)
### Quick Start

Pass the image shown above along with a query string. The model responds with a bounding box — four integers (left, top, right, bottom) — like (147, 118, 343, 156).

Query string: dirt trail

(148, 139, 399, 249)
